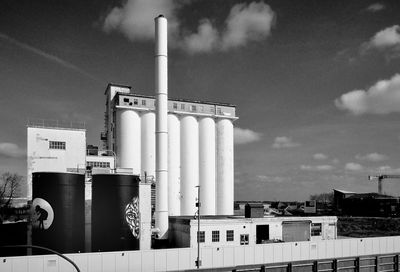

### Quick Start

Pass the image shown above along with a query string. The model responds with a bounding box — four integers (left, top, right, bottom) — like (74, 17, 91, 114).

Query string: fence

(1, 236, 400, 272)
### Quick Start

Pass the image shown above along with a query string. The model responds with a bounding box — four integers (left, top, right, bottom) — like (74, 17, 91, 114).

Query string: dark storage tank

(92, 174, 140, 252)
(32, 172, 85, 254)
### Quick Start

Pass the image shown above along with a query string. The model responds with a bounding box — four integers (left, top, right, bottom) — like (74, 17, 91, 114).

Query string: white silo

(116, 109, 141, 174)
(168, 114, 181, 216)
(199, 117, 216, 215)
(141, 112, 156, 178)
(180, 115, 199, 216)
(216, 118, 234, 215)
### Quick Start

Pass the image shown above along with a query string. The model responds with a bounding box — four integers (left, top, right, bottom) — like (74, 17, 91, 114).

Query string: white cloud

(102, 0, 275, 54)
(0, 143, 25, 158)
(256, 175, 286, 183)
(365, 25, 400, 50)
(220, 2, 275, 50)
(345, 162, 364, 171)
(356, 153, 388, 162)
(300, 165, 334, 171)
(272, 136, 300, 149)
(335, 73, 400, 115)
(313, 153, 328, 160)
(234, 127, 262, 145)
(366, 3, 385, 12)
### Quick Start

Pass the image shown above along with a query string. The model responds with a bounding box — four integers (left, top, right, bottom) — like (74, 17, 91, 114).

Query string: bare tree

(0, 172, 22, 208)
(310, 192, 334, 203)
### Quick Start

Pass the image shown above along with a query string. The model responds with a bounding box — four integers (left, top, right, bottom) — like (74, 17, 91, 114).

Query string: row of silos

(31, 172, 141, 253)
(116, 110, 234, 216)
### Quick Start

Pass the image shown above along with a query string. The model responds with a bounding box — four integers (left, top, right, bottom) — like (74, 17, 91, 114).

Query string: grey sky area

(1, 0, 400, 200)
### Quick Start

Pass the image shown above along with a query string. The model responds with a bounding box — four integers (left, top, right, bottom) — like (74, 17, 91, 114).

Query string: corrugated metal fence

(1, 236, 400, 272)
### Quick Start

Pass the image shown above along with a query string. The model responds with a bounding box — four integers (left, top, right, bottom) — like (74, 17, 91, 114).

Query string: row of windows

(49, 141, 66, 150)
(197, 230, 235, 243)
(123, 98, 149, 106)
(172, 102, 215, 114)
(87, 161, 111, 168)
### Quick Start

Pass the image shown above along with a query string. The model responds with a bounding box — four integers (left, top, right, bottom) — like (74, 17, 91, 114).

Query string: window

(49, 141, 66, 150)
(197, 231, 205, 243)
(181, 104, 185, 110)
(226, 230, 234, 241)
(123, 98, 129, 103)
(240, 234, 249, 245)
(311, 223, 322, 236)
(191, 105, 197, 112)
(173, 103, 178, 109)
(87, 161, 111, 168)
(212, 231, 220, 242)
(134, 99, 138, 105)
(142, 100, 146, 106)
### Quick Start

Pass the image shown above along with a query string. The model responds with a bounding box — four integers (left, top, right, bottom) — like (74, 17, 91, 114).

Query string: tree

(0, 172, 22, 208)
(309, 192, 334, 203)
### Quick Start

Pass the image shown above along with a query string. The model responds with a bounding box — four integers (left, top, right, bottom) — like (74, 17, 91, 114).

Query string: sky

(1, 0, 400, 201)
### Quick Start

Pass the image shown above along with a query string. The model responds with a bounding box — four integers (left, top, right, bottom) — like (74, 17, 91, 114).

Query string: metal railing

(27, 118, 85, 130)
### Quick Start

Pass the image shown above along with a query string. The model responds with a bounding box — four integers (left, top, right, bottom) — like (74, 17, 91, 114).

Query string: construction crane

(368, 175, 400, 194)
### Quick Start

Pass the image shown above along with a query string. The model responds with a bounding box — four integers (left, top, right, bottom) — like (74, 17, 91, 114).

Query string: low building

(169, 215, 337, 248)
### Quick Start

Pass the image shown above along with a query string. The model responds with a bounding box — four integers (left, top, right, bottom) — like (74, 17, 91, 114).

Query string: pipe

(154, 14, 169, 240)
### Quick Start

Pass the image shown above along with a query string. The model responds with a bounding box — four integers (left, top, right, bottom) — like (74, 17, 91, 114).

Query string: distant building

(333, 189, 400, 217)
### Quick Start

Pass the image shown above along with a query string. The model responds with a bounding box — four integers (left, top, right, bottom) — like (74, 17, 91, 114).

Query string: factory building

(169, 215, 337, 248)
(102, 83, 237, 218)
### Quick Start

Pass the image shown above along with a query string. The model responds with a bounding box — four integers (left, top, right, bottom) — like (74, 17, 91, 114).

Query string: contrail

(0, 33, 101, 82)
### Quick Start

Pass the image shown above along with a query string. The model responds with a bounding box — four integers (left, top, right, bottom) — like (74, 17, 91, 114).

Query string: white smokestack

(154, 14, 168, 239)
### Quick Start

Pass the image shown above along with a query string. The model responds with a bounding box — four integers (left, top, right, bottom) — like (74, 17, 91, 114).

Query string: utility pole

(195, 185, 201, 269)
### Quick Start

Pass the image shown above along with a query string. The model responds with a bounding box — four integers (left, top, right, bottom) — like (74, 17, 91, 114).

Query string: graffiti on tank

(125, 197, 140, 238)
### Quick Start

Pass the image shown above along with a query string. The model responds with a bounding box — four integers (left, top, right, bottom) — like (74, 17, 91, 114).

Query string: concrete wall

(27, 127, 86, 199)
(1, 236, 400, 272)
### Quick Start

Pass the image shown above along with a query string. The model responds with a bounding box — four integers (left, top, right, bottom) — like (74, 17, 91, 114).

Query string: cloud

(356, 153, 388, 162)
(256, 175, 286, 183)
(313, 153, 328, 160)
(364, 25, 400, 50)
(0, 143, 25, 158)
(300, 165, 334, 171)
(234, 127, 262, 145)
(365, 3, 385, 12)
(0, 33, 99, 82)
(345, 162, 364, 171)
(220, 2, 275, 50)
(335, 73, 400, 115)
(272, 136, 300, 149)
(102, 0, 275, 54)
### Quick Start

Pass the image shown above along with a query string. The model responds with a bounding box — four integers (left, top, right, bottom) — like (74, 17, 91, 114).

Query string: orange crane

(368, 175, 400, 194)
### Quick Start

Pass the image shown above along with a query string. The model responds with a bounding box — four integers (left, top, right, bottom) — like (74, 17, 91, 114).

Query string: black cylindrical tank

(32, 172, 85, 254)
(91, 174, 140, 252)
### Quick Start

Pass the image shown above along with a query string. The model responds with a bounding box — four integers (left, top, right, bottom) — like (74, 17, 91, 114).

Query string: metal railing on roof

(27, 118, 85, 130)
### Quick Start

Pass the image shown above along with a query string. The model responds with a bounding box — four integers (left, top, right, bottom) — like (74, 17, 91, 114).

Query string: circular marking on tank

(31, 198, 54, 230)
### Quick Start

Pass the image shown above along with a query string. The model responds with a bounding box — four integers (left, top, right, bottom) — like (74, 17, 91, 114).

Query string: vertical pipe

(141, 112, 156, 178)
(154, 15, 168, 239)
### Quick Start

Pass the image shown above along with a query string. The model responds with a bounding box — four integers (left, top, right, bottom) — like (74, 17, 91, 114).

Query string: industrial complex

(1, 15, 400, 272)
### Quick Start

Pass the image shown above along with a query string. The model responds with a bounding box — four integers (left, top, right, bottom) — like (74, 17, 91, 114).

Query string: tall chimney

(154, 15, 168, 240)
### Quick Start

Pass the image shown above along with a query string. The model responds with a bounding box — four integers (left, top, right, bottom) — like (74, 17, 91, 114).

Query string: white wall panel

(264, 244, 274, 263)
(234, 246, 245, 266)
(180, 115, 199, 216)
(223, 246, 235, 267)
(300, 242, 310, 260)
(129, 251, 142, 271)
(212, 247, 224, 267)
(317, 241, 326, 259)
(372, 238, 380, 254)
(326, 240, 335, 258)
(115, 253, 129, 272)
(102, 253, 116, 272)
(244, 246, 255, 265)
(273, 243, 283, 263)
(334, 240, 343, 258)
(254, 245, 264, 264)
(292, 243, 301, 261)
(142, 251, 155, 271)
(166, 249, 179, 271)
(282, 243, 292, 262)
(154, 250, 167, 272)
(88, 253, 102, 272)
(168, 114, 180, 216)
(178, 248, 191, 270)
(116, 109, 141, 174)
(199, 117, 216, 215)
(216, 118, 234, 215)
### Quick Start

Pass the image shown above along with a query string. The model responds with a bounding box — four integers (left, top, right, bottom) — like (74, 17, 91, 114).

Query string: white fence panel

(263, 244, 274, 263)
(223, 246, 235, 267)
(28, 256, 44, 272)
(282, 243, 292, 262)
(334, 240, 343, 258)
(244, 246, 255, 265)
(372, 238, 380, 255)
(165, 249, 180, 271)
(141, 250, 155, 271)
(129, 251, 142, 271)
(309, 243, 318, 260)
(254, 245, 264, 264)
(300, 242, 310, 261)
(177, 248, 190, 270)
(326, 240, 335, 258)
(317, 241, 326, 259)
(154, 250, 167, 272)
(394, 237, 400, 252)
(273, 243, 283, 263)
(291, 243, 301, 261)
(115, 253, 129, 272)
(234, 246, 245, 266)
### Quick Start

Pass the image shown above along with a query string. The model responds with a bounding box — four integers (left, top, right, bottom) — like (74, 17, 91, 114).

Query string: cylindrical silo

(32, 172, 85, 254)
(199, 117, 216, 215)
(216, 118, 234, 215)
(116, 109, 141, 174)
(168, 114, 180, 216)
(91, 174, 140, 252)
(180, 115, 199, 216)
(141, 112, 156, 178)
